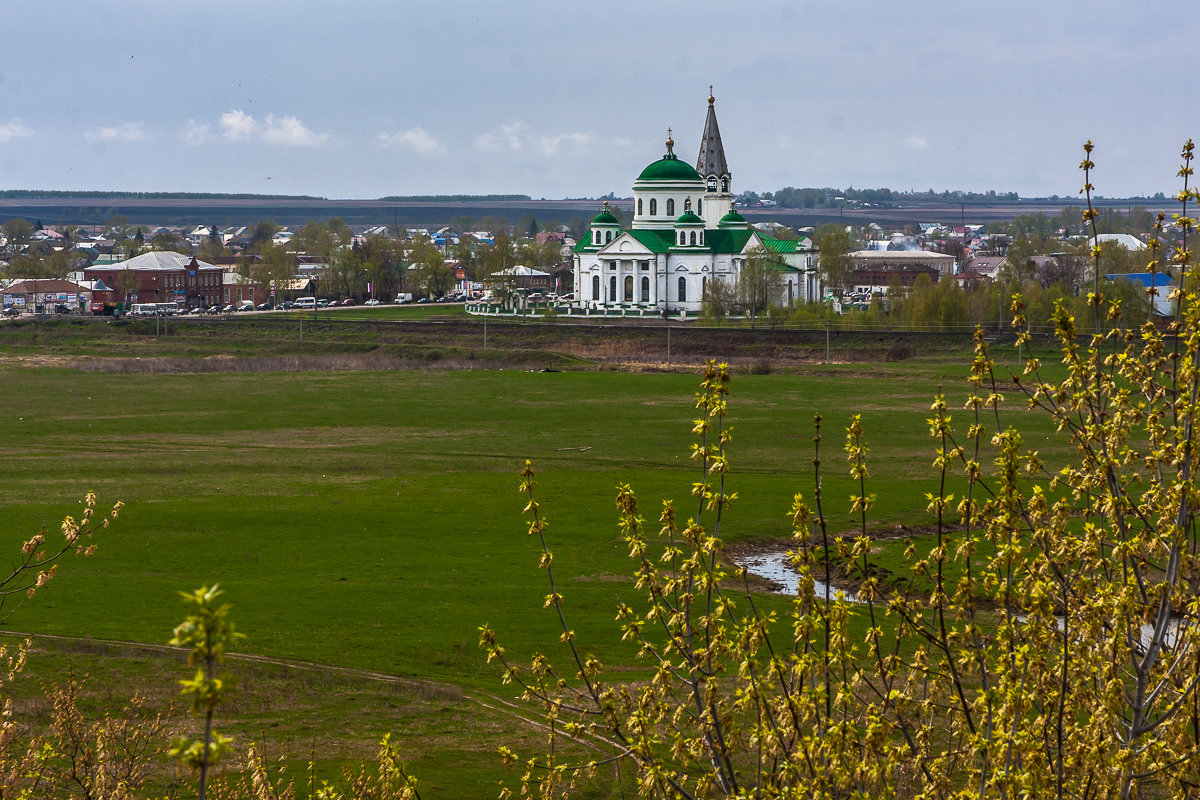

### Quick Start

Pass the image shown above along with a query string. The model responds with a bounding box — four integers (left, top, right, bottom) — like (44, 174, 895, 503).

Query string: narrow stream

(734, 550, 862, 603)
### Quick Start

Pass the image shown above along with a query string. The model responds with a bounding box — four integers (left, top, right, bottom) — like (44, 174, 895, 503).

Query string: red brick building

(84, 251, 224, 310)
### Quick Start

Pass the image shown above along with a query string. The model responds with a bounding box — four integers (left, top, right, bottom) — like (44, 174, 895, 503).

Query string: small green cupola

(673, 197, 706, 248)
(588, 200, 622, 247)
(718, 200, 749, 229)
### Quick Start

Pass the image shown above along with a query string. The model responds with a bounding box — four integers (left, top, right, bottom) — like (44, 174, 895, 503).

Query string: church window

(697, 198, 702, 214)
(624, 275, 633, 302)
(689, 231, 697, 246)
(592, 275, 599, 300)
(641, 276, 650, 302)
(605, 230, 612, 244)
(678, 276, 687, 302)
(593, 230, 600, 245)
(678, 232, 684, 246)
(702, 276, 707, 297)
(667, 198, 675, 216)
(609, 276, 617, 301)
(650, 199, 657, 215)
(721, 177, 729, 192)
(637, 199, 643, 215)
(698, 231, 704, 246)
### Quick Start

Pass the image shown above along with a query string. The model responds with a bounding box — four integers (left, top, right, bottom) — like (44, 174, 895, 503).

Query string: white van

(294, 297, 316, 309)
(131, 303, 159, 317)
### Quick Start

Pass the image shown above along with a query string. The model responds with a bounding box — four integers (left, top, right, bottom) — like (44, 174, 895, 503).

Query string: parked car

(417, 297, 432, 304)
(364, 299, 380, 306)
(340, 298, 356, 306)
(256, 302, 271, 311)
(189, 307, 205, 315)
(281, 300, 295, 310)
(317, 299, 331, 307)
(2, 307, 20, 317)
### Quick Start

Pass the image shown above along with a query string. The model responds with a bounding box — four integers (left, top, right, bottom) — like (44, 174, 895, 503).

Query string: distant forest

(376, 194, 532, 202)
(0, 190, 326, 201)
(741, 186, 1172, 208)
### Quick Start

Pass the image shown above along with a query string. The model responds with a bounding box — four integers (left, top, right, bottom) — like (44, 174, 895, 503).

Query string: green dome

(591, 210, 620, 226)
(719, 209, 748, 228)
(675, 211, 704, 226)
(636, 155, 702, 183)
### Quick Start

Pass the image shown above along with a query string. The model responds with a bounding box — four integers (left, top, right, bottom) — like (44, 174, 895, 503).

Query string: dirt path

(1, 629, 617, 756)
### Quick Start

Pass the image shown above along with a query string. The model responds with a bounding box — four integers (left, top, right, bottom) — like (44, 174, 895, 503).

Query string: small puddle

(734, 550, 862, 603)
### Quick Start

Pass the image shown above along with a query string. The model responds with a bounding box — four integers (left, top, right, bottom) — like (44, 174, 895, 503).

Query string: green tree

(169, 585, 243, 800)
(2, 218, 34, 249)
(414, 249, 452, 297)
(247, 220, 281, 253)
(737, 245, 785, 317)
(197, 226, 227, 264)
(815, 222, 853, 291)
(483, 141, 1200, 800)
(699, 275, 736, 322)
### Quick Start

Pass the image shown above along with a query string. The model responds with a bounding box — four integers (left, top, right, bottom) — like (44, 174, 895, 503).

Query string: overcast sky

(1, 0, 1194, 200)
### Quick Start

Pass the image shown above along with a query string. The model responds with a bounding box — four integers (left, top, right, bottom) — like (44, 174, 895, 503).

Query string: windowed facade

(666, 199, 675, 216)
(650, 199, 657, 215)
(592, 275, 600, 300)
(641, 276, 650, 302)
(610, 276, 617, 301)
(624, 275, 633, 302)
(678, 276, 687, 302)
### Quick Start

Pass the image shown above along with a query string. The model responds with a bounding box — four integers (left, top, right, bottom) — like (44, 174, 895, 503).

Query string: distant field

(0, 194, 1174, 229)
(0, 331, 1069, 795)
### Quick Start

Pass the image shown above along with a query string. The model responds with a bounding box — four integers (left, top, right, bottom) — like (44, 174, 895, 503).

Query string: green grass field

(0, 336, 1071, 795)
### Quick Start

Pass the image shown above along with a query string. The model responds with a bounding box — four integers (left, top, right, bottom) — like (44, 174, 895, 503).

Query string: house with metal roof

(572, 91, 819, 315)
(83, 250, 224, 309)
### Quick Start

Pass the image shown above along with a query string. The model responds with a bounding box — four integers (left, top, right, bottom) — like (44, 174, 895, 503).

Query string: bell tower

(696, 87, 732, 229)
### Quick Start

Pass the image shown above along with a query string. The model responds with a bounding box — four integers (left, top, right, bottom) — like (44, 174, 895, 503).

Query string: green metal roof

(627, 230, 674, 253)
(718, 209, 748, 228)
(760, 236, 811, 254)
(591, 210, 620, 226)
(636, 155, 702, 183)
(675, 210, 704, 226)
(703, 229, 755, 254)
(572, 229, 811, 258)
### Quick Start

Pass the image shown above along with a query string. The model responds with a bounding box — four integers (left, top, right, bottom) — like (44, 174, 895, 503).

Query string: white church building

(572, 91, 820, 314)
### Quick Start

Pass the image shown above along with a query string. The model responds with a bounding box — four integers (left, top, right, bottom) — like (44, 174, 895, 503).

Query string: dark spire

(695, 87, 729, 184)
